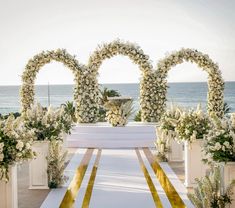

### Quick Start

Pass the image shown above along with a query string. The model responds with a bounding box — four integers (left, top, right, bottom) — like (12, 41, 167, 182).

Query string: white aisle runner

(89, 149, 156, 208)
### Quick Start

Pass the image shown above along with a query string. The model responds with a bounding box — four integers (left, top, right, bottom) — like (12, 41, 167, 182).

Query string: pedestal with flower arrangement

(203, 114, 235, 207)
(176, 105, 211, 187)
(23, 104, 72, 189)
(0, 115, 35, 208)
(156, 105, 184, 162)
(105, 97, 134, 127)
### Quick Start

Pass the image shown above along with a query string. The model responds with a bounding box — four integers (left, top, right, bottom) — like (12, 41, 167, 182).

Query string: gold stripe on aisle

(143, 147, 186, 208)
(135, 148, 163, 208)
(60, 148, 94, 208)
(81, 149, 102, 208)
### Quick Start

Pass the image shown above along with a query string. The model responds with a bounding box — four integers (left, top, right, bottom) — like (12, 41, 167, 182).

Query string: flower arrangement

(47, 140, 68, 188)
(175, 105, 211, 143)
(188, 167, 235, 208)
(105, 97, 134, 127)
(203, 116, 235, 164)
(155, 48, 224, 121)
(155, 128, 170, 162)
(0, 115, 36, 181)
(23, 103, 73, 141)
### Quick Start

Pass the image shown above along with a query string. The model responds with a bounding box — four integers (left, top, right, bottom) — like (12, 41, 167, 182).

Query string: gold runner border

(81, 149, 102, 208)
(143, 147, 186, 208)
(60, 148, 94, 208)
(135, 148, 163, 208)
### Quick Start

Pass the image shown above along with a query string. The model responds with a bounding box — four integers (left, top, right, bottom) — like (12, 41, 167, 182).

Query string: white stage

(67, 122, 158, 148)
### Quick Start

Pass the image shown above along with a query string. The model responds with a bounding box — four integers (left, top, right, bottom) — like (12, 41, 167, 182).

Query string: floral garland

(155, 48, 224, 121)
(20, 49, 96, 123)
(87, 39, 155, 122)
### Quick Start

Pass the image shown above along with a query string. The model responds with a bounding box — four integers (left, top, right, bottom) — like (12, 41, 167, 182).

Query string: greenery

(61, 101, 76, 123)
(47, 140, 68, 188)
(98, 87, 121, 122)
(188, 167, 235, 208)
(223, 102, 231, 115)
(0, 112, 21, 119)
(134, 110, 141, 122)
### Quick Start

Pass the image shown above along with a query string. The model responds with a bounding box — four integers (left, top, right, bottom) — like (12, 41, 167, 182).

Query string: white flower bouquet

(105, 97, 134, 127)
(203, 116, 235, 164)
(23, 103, 73, 141)
(0, 115, 36, 181)
(175, 105, 211, 143)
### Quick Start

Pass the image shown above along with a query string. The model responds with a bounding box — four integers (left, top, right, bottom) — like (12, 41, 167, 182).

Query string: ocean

(0, 82, 234, 115)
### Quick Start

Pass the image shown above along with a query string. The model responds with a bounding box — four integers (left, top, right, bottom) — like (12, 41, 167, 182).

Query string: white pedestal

(29, 141, 49, 189)
(0, 166, 18, 208)
(168, 139, 183, 162)
(185, 139, 209, 187)
(220, 162, 235, 208)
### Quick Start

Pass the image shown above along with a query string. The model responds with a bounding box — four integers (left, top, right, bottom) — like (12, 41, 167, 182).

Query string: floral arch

(87, 39, 157, 122)
(20, 49, 91, 123)
(154, 48, 224, 121)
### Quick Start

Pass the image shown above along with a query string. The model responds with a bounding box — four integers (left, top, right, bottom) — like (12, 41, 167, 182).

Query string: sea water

(0, 82, 234, 115)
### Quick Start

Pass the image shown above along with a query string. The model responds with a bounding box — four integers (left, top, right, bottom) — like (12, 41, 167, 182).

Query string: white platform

(67, 122, 158, 148)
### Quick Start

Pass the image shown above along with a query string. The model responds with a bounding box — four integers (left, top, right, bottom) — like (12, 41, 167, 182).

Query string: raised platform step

(67, 122, 158, 148)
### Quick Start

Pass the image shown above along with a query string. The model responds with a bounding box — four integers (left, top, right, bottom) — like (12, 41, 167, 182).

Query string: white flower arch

(20, 49, 93, 123)
(154, 48, 224, 121)
(87, 39, 157, 122)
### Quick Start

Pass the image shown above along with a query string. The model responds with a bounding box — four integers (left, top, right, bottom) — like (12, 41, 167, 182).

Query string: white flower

(0, 153, 4, 161)
(16, 140, 24, 151)
(215, 142, 221, 150)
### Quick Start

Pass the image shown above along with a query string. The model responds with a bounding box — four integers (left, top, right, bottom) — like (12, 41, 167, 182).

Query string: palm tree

(99, 87, 121, 105)
(61, 101, 76, 122)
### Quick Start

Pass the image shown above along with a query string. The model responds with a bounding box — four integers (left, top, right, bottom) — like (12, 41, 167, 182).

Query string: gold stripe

(81, 149, 102, 208)
(60, 148, 94, 208)
(135, 148, 163, 208)
(143, 148, 186, 208)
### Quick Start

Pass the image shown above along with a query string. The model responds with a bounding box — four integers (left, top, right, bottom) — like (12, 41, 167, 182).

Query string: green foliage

(188, 167, 235, 208)
(223, 102, 231, 115)
(98, 87, 121, 121)
(61, 101, 77, 123)
(134, 110, 141, 122)
(0, 112, 21, 119)
(47, 141, 68, 188)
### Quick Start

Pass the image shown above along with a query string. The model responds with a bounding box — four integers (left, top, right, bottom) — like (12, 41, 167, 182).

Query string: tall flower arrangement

(175, 105, 211, 143)
(155, 48, 224, 121)
(0, 115, 35, 181)
(23, 103, 73, 141)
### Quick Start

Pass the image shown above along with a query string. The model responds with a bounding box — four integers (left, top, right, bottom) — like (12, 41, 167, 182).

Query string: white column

(220, 162, 235, 208)
(168, 139, 183, 162)
(185, 139, 209, 187)
(0, 165, 18, 208)
(29, 141, 49, 189)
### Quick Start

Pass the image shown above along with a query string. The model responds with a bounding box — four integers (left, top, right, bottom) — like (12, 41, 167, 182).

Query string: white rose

(0, 153, 4, 161)
(16, 140, 24, 151)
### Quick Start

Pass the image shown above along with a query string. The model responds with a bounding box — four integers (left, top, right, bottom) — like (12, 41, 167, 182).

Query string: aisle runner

(41, 148, 194, 208)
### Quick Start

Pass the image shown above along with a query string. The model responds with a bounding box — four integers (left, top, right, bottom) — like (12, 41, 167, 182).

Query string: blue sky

(0, 0, 234, 85)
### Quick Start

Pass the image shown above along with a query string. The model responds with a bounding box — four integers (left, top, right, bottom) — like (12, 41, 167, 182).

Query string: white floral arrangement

(155, 128, 171, 162)
(175, 105, 211, 143)
(47, 140, 68, 188)
(105, 97, 134, 127)
(203, 116, 235, 164)
(87, 39, 156, 122)
(20, 49, 98, 123)
(0, 115, 36, 181)
(155, 48, 224, 121)
(23, 103, 73, 141)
